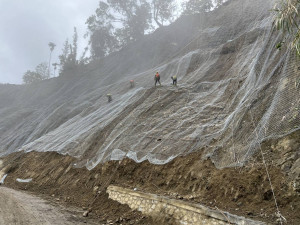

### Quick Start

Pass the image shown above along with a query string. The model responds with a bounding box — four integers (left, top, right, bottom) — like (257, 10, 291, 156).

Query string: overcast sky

(0, 0, 99, 84)
(0, 0, 184, 84)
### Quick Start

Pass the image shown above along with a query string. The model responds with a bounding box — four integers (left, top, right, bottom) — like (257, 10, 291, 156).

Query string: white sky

(0, 0, 186, 84)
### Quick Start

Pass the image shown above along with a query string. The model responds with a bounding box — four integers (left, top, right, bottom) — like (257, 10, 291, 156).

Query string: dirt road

(0, 186, 97, 225)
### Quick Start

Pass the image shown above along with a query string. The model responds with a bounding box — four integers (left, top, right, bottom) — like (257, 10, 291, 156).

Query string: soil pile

(1, 129, 299, 224)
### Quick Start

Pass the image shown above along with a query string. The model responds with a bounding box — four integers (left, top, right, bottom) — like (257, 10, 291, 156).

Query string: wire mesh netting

(1, 0, 299, 170)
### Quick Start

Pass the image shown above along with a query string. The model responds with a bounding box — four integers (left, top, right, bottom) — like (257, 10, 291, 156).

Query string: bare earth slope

(2, 0, 297, 171)
(1, 130, 299, 224)
(0, 0, 300, 224)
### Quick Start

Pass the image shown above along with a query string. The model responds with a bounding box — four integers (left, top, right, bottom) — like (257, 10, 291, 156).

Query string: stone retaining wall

(107, 186, 266, 225)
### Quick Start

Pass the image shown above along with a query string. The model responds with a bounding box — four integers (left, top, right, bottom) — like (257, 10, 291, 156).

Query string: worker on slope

(154, 72, 161, 86)
(130, 80, 135, 88)
(171, 75, 177, 86)
(107, 94, 112, 103)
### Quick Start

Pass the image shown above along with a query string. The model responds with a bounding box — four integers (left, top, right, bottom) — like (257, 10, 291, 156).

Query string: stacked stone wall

(107, 186, 266, 225)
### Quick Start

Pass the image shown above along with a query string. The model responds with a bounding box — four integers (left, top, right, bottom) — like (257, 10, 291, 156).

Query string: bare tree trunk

(48, 51, 52, 78)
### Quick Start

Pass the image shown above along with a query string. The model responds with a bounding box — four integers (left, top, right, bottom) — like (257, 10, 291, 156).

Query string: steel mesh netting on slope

(1, 0, 299, 170)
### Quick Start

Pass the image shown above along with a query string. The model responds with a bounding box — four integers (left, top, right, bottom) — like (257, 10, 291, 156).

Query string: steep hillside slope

(1, 0, 300, 224)
(0, 0, 298, 174)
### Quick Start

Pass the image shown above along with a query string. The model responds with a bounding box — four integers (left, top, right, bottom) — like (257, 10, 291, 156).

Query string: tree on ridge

(48, 42, 56, 78)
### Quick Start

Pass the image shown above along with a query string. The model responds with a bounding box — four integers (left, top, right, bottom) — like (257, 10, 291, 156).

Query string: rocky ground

(0, 129, 299, 224)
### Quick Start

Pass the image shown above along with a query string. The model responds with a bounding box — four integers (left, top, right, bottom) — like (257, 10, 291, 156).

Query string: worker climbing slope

(107, 94, 112, 103)
(130, 80, 135, 88)
(171, 75, 177, 86)
(154, 72, 161, 86)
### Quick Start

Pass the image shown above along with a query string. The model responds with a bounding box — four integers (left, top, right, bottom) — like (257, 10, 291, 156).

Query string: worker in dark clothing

(154, 72, 161, 86)
(130, 80, 135, 88)
(171, 75, 177, 86)
(107, 94, 112, 103)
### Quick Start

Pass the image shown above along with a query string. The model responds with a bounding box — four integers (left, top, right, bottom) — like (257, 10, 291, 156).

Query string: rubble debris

(16, 178, 32, 183)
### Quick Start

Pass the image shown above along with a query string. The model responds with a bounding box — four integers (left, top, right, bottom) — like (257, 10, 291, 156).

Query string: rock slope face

(0, 0, 299, 170)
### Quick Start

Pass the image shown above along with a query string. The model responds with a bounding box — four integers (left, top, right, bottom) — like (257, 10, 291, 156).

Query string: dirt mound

(1, 129, 299, 224)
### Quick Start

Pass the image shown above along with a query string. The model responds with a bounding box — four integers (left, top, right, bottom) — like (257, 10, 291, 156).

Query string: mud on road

(0, 186, 99, 225)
